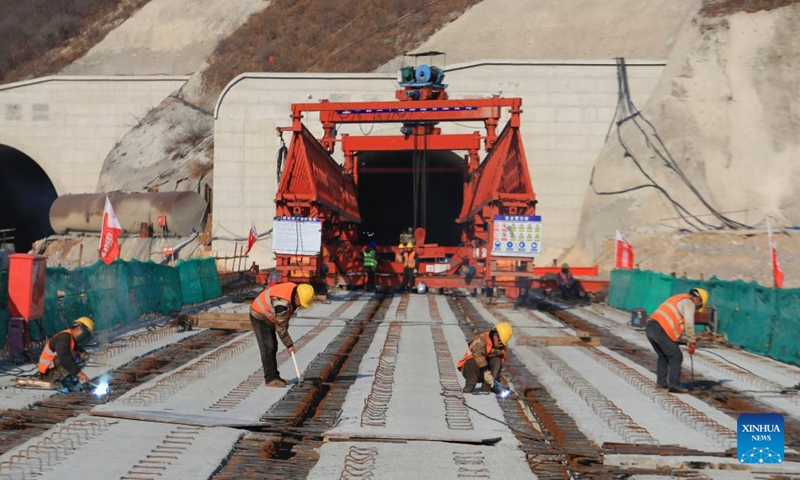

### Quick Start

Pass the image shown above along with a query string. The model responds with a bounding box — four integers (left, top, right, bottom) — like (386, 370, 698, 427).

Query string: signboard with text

(273, 217, 322, 255)
(491, 215, 542, 258)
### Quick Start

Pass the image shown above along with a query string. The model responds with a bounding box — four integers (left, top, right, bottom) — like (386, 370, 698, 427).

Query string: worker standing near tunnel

(37, 317, 94, 390)
(457, 322, 513, 394)
(363, 242, 378, 292)
(398, 242, 418, 293)
(250, 282, 315, 387)
(646, 288, 708, 393)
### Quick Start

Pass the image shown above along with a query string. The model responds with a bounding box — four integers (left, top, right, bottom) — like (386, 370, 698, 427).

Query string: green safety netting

(1, 257, 221, 352)
(609, 269, 800, 366)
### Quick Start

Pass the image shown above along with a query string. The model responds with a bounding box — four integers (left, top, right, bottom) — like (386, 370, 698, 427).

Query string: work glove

(688, 342, 696, 356)
(413, 269, 418, 274)
(482, 370, 494, 386)
(77, 372, 90, 384)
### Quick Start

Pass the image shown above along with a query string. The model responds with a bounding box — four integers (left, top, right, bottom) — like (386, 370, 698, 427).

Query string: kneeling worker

(646, 288, 707, 393)
(457, 322, 513, 394)
(37, 317, 94, 389)
(250, 282, 315, 387)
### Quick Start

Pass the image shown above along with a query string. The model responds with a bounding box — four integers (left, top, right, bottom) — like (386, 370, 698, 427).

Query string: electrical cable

(590, 58, 754, 232)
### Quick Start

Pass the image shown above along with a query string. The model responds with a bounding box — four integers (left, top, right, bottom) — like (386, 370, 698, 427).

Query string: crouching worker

(37, 317, 94, 390)
(250, 282, 315, 387)
(457, 322, 513, 394)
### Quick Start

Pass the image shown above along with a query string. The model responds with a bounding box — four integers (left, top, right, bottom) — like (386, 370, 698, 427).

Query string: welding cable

(437, 391, 539, 442)
(700, 349, 759, 376)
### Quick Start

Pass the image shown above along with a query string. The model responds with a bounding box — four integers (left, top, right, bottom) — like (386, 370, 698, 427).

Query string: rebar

(361, 322, 402, 427)
(339, 446, 378, 479)
(453, 451, 490, 478)
(579, 347, 737, 449)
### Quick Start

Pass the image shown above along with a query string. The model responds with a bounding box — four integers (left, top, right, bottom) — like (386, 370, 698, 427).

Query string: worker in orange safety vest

(457, 322, 513, 394)
(398, 242, 418, 293)
(556, 263, 580, 301)
(250, 282, 315, 387)
(37, 317, 94, 389)
(645, 288, 708, 393)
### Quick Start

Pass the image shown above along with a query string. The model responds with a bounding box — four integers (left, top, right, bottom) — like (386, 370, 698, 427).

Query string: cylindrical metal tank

(50, 192, 208, 236)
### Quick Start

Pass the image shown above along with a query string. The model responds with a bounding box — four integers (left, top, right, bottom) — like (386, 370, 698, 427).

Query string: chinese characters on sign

(491, 215, 542, 258)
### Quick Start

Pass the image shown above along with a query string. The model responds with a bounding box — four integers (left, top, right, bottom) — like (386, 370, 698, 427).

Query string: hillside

(567, 0, 800, 285)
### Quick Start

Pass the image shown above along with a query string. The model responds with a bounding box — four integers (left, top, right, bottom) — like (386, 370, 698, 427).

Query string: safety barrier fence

(608, 269, 800, 366)
(0, 257, 221, 353)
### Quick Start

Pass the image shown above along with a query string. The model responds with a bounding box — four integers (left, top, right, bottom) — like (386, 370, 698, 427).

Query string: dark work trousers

(646, 320, 683, 388)
(461, 356, 502, 393)
(559, 282, 580, 301)
(400, 267, 415, 292)
(365, 268, 376, 292)
(250, 313, 281, 382)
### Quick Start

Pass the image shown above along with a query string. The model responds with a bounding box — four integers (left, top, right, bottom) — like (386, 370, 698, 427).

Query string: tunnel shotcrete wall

(356, 150, 464, 247)
(0, 145, 57, 253)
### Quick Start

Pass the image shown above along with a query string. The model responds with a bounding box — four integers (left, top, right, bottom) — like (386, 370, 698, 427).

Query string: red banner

(245, 221, 258, 255)
(768, 220, 784, 288)
(99, 196, 122, 264)
(615, 231, 634, 269)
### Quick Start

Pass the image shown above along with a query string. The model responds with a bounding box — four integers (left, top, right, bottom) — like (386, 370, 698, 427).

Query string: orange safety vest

(456, 332, 506, 370)
(559, 271, 573, 284)
(38, 330, 75, 374)
(251, 282, 296, 323)
(403, 251, 417, 269)
(650, 293, 692, 342)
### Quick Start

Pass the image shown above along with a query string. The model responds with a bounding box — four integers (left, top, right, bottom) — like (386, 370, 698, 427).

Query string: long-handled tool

(691, 355, 695, 384)
(291, 351, 302, 385)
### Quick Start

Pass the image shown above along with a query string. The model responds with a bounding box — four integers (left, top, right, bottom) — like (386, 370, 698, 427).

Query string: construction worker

(363, 242, 378, 292)
(646, 288, 708, 393)
(557, 263, 580, 301)
(457, 322, 513, 394)
(399, 242, 418, 293)
(250, 282, 315, 387)
(37, 317, 94, 389)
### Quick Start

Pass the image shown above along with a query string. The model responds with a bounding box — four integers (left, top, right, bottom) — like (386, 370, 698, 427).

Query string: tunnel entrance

(0, 145, 57, 253)
(356, 150, 464, 247)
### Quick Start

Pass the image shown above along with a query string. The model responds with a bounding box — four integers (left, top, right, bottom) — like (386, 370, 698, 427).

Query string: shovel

(291, 351, 303, 385)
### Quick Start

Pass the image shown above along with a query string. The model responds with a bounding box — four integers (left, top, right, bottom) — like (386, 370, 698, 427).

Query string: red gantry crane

(272, 55, 600, 297)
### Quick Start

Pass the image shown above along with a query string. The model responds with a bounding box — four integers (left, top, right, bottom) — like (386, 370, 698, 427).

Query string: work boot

(668, 385, 689, 394)
(462, 384, 475, 394)
(265, 378, 287, 388)
(480, 382, 492, 394)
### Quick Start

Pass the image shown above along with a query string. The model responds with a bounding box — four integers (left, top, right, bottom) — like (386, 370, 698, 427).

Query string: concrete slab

(308, 440, 536, 480)
(606, 454, 800, 476)
(0, 415, 242, 480)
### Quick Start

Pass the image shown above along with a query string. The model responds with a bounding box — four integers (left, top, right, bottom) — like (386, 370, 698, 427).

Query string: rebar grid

(453, 451, 490, 478)
(360, 322, 402, 427)
(120, 426, 202, 480)
(338, 446, 378, 480)
(0, 418, 109, 479)
(123, 333, 255, 406)
(90, 326, 182, 364)
(429, 296, 474, 431)
(579, 347, 737, 449)
(534, 347, 659, 445)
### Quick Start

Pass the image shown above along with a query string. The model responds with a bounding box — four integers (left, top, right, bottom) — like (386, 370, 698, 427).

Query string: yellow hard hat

(561, 263, 570, 269)
(73, 317, 95, 334)
(494, 322, 513, 345)
(405, 242, 414, 249)
(296, 283, 314, 308)
(398, 243, 406, 249)
(690, 288, 709, 312)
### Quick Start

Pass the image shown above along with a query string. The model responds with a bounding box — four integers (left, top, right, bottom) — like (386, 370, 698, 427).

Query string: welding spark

(93, 380, 109, 396)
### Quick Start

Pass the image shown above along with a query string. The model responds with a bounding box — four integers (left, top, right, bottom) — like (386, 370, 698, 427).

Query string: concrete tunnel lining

(356, 150, 464, 247)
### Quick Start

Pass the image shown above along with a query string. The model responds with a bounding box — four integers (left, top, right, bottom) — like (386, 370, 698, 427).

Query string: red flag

(767, 219, 784, 288)
(245, 221, 258, 255)
(615, 231, 634, 269)
(99, 196, 122, 264)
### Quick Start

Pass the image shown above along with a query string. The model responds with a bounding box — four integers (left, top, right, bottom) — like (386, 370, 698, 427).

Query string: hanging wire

(590, 57, 754, 232)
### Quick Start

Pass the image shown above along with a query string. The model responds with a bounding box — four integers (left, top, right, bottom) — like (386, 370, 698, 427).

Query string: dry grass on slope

(0, 0, 151, 84)
(201, 0, 483, 98)
(701, 0, 800, 16)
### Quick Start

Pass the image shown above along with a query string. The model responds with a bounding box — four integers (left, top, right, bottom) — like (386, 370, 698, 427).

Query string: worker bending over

(250, 282, 315, 387)
(646, 288, 707, 393)
(37, 317, 94, 390)
(457, 322, 513, 394)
